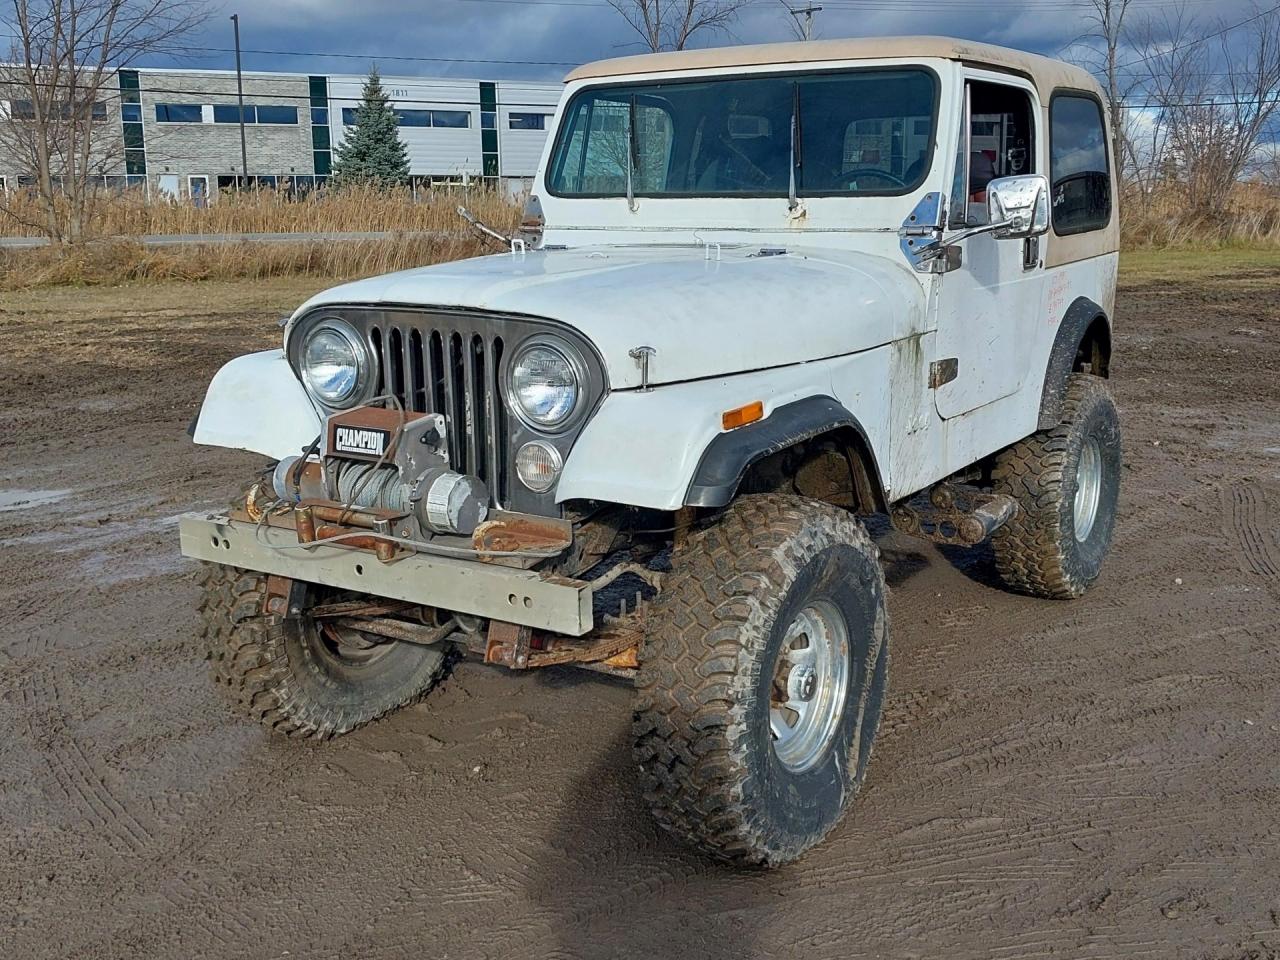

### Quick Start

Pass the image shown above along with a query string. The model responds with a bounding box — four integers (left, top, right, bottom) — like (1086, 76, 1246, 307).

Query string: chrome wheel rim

(769, 600, 851, 774)
(1074, 435, 1103, 542)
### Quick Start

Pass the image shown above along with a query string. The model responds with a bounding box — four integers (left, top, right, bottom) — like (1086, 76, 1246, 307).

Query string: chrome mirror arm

(916, 218, 1019, 261)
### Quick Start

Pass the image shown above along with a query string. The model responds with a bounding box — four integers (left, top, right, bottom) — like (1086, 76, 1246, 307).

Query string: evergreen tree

(331, 66, 410, 187)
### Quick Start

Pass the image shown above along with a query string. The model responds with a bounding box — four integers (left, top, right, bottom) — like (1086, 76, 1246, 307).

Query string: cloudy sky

(151, 0, 1262, 85)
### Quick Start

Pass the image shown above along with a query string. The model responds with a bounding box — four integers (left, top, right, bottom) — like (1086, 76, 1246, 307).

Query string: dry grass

(0, 182, 520, 238)
(1120, 180, 1280, 249)
(0, 183, 516, 289)
(0, 233, 498, 290)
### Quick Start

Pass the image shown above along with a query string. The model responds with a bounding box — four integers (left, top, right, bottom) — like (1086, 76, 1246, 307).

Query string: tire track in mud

(18, 670, 155, 856)
(1225, 481, 1280, 579)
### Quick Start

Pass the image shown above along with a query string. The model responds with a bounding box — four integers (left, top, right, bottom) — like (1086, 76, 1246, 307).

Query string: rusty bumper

(179, 513, 594, 636)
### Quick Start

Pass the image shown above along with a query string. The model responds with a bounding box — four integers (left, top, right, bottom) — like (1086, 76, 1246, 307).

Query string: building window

(119, 69, 145, 175)
(211, 104, 298, 125)
(256, 105, 298, 125)
(396, 109, 433, 127)
(309, 75, 331, 180)
(155, 103, 202, 123)
(8, 99, 106, 121)
(431, 110, 470, 128)
(479, 81, 499, 180)
(340, 106, 470, 128)
(1050, 93, 1111, 235)
(212, 103, 246, 124)
(508, 112, 547, 130)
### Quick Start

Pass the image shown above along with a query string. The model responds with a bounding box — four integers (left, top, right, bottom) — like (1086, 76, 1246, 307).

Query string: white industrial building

(0, 66, 563, 200)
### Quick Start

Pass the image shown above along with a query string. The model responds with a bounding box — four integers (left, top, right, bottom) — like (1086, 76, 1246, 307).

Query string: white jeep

(185, 36, 1121, 866)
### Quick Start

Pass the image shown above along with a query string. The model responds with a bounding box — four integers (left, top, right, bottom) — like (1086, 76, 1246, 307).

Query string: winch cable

(333, 392, 409, 527)
(249, 503, 564, 560)
(291, 433, 322, 499)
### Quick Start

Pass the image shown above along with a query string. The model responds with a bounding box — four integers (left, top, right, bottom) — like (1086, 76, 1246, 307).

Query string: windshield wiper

(788, 82, 803, 211)
(626, 93, 639, 213)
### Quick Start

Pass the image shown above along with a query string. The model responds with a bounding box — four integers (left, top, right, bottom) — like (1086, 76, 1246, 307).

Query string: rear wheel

(991, 374, 1122, 599)
(199, 565, 449, 738)
(633, 495, 889, 867)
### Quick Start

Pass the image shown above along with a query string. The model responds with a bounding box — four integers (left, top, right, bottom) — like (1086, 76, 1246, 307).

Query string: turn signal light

(722, 401, 764, 431)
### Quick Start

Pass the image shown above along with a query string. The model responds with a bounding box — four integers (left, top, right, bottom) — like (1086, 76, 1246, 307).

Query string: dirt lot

(2, 250, 1278, 959)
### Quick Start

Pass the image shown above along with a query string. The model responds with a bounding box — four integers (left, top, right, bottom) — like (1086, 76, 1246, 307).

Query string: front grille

(368, 321, 508, 502)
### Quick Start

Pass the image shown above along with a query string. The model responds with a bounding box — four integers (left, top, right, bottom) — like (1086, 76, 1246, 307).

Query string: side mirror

(986, 174, 1050, 240)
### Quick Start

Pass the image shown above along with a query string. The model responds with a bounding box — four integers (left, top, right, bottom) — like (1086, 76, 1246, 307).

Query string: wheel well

(1075, 315, 1111, 378)
(737, 426, 887, 514)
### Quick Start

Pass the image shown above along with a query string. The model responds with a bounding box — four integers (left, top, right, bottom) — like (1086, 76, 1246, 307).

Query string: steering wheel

(838, 168, 907, 190)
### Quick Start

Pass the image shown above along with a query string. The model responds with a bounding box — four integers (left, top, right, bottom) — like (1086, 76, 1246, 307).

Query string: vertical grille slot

(408, 329, 427, 413)
(387, 328, 406, 403)
(365, 317, 512, 504)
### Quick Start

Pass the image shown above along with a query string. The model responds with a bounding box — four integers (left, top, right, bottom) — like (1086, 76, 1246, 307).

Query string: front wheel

(991, 373, 1122, 599)
(633, 495, 889, 867)
(198, 565, 449, 738)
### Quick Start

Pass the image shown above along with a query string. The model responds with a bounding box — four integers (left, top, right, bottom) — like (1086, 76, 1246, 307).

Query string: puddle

(0, 488, 72, 513)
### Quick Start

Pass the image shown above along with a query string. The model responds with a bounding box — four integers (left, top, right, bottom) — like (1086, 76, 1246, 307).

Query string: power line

(1114, 0, 1280, 70)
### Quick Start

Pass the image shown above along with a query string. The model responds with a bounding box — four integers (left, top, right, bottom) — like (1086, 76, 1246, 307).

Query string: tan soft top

(565, 35, 1102, 100)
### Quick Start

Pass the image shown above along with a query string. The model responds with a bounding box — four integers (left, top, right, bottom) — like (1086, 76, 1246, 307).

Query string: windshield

(547, 68, 937, 198)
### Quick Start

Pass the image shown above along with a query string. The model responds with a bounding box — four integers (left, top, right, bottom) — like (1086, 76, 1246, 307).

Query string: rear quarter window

(1050, 94, 1111, 235)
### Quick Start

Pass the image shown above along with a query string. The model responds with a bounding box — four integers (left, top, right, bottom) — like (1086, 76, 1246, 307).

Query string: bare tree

(1084, 0, 1134, 176)
(1130, 2, 1280, 216)
(605, 0, 751, 53)
(0, 0, 209, 245)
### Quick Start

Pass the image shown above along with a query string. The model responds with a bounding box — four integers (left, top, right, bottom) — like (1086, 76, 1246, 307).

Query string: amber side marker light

(722, 401, 764, 431)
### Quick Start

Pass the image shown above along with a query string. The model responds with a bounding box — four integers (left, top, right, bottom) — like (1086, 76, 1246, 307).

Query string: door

(188, 175, 209, 208)
(932, 75, 1046, 420)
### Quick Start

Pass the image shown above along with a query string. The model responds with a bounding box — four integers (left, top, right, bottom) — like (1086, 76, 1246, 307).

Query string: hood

(292, 244, 925, 390)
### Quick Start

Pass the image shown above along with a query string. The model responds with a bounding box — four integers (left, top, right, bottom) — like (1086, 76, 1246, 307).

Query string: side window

(1050, 94, 1111, 235)
(950, 80, 1036, 226)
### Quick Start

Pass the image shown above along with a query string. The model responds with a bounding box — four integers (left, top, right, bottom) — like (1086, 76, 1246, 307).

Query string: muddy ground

(1, 252, 1278, 959)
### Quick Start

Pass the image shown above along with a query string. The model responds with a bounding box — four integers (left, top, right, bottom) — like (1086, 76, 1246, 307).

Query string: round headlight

(515, 440, 563, 493)
(508, 341, 581, 430)
(301, 322, 364, 406)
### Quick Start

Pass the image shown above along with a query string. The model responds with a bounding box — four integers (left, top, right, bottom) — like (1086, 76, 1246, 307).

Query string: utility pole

(231, 13, 249, 188)
(786, 3, 822, 41)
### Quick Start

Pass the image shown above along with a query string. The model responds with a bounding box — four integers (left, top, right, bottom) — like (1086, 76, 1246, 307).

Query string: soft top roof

(565, 35, 1102, 100)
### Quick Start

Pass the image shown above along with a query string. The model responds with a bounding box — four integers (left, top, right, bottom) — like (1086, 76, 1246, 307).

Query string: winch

(272, 405, 490, 538)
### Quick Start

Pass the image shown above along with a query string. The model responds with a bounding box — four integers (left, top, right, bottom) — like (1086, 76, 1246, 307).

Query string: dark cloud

(143, 0, 1260, 84)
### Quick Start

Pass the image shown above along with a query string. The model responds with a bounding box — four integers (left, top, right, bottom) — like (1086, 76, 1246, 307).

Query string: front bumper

(179, 513, 594, 636)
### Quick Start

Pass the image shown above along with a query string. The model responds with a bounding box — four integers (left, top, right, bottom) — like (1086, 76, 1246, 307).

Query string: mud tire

(198, 564, 449, 739)
(633, 494, 889, 867)
(991, 373, 1122, 599)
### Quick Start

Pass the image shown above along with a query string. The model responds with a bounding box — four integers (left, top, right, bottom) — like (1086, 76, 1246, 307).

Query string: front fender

(557, 349, 891, 510)
(193, 350, 323, 459)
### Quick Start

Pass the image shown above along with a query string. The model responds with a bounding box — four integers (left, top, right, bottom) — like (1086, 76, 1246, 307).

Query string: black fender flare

(1037, 296, 1111, 430)
(684, 396, 886, 510)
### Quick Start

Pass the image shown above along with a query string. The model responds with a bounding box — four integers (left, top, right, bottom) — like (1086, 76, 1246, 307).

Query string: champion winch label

(333, 426, 391, 457)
